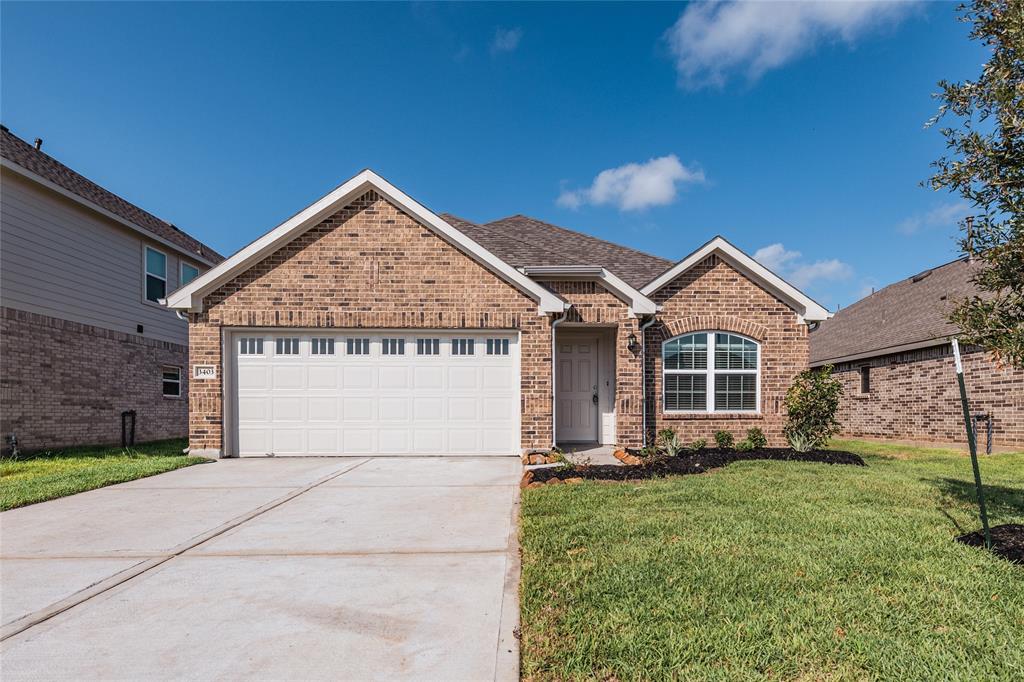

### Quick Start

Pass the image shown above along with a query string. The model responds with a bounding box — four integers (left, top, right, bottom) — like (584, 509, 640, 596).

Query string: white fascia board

(640, 236, 830, 322)
(1, 159, 218, 268)
(166, 169, 567, 314)
(523, 265, 659, 316)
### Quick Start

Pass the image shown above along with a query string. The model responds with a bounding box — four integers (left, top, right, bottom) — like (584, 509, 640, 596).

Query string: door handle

(592, 393, 599, 404)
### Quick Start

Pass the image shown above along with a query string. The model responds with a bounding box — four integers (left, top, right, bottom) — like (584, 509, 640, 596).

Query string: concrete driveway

(0, 457, 522, 681)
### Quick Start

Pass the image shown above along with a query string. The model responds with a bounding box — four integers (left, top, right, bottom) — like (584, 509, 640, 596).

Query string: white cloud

(557, 155, 705, 211)
(754, 242, 852, 289)
(665, 1, 916, 88)
(490, 27, 522, 55)
(897, 201, 971, 235)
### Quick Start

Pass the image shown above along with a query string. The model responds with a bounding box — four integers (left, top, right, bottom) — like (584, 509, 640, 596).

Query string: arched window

(662, 332, 759, 412)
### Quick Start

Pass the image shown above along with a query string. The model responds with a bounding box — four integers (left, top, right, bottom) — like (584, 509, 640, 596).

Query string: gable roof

(440, 213, 673, 289)
(640, 236, 830, 322)
(0, 125, 223, 265)
(164, 170, 567, 314)
(809, 257, 982, 365)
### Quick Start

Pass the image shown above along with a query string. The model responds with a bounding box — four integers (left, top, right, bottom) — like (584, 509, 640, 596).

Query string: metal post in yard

(951, 338, 991, 549)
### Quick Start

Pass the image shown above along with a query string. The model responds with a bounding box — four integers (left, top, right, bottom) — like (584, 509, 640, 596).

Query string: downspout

(639, 315, 657, 448)
(550, 310, 569, 449)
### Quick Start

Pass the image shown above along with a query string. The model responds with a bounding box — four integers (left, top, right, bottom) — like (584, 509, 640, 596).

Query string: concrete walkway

(0, 457, 522, 681)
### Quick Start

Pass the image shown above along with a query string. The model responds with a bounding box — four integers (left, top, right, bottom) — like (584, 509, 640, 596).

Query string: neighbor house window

(311, 338, 335, 355)
(162, 366, 181, 398)
(382, 338, 405, 355)
(663, 332, 759, 412)
(859, 365, 870, 394)
(417, 338, 440, 355)
(180, 262, 200, 286)
(239, 337, 264, 355)
(346, 338, 370, 355)
(144, 247, 167, 302)
(486, 338, 510, 356)
(275, 337, 299, 355)
(451, 338, 475, 356)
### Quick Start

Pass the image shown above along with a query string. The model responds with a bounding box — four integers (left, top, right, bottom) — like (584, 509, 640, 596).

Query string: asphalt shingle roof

(1, 126, 223, 263)
(808, 257, 983, 364)
(440, 213, 673, 289)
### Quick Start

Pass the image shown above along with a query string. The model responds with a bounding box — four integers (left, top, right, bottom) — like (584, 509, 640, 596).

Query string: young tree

(928, 0, 1024, 368)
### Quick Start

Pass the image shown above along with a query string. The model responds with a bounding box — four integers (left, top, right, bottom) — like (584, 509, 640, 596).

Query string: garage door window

(382, 338, 405, 355)
(416, 338, 440, 355)
(346, 338, 370, 355)
(311, 338, 335, 355)
(239, 337, 264, 355)
(452, 339, 475, 356)
(275, 338, 299, 355)
(486, 338, 510, 356)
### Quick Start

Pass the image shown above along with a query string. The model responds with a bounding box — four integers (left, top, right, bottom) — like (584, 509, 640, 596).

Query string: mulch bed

(526, 448, 865, 485)
(956, 524, 1024, 565)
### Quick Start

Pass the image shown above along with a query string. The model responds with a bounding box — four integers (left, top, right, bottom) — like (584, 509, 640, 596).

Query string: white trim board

(164, 169, 567, 315)
(522, 265, 658, 317)
(640, 236, 830, 323)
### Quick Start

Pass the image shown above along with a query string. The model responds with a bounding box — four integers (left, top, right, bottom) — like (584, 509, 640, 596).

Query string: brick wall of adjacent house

(645, 254, 809, 447)
(829, 344, 1024, 447)
(187, 190, 554, 454)
(0, 306, 188, 452)
(542, 280, 644, 445)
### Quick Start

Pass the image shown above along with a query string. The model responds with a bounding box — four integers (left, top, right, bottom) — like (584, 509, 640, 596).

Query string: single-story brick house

(809, 256, 1024, 448)
(165, 170, 828, 457)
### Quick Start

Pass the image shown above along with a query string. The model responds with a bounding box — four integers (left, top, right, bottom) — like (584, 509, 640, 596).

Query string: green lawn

(519, 440, 1024, 681)
(0, 438, 209, 511)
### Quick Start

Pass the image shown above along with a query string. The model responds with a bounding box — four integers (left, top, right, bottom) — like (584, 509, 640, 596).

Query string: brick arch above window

(656, 316, 768, 343)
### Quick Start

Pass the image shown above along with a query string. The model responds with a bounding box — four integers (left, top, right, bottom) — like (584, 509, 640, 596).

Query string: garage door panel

(234, 332, 518, 456)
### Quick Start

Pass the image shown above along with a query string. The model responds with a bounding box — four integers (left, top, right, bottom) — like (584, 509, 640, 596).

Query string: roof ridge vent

(910, 269, 933, 283)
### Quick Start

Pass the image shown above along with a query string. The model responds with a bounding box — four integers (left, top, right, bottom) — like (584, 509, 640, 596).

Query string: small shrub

(690, 438, 707, 451)
(746, 428, 768, 449)
(735, 439, 755, 452)
(787, 430, 814, 453)
(714, 430, 734, 449)
(657, 428, 685, 457)
(639, 445, 660, 459)
(784, 365, 843, 449)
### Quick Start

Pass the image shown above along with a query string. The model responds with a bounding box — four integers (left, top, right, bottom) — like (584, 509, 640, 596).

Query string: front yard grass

(0, 438, 208, 511)
(519, 439, 1024, 681)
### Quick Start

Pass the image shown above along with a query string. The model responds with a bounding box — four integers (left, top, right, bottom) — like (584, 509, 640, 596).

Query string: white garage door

(231, 331, 520, 456)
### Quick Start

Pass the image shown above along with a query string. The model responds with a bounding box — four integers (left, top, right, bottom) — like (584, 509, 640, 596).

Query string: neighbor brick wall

(646, 254, 809, 447)
(830, 344, 1024, 447)
(543, 280, 644, 445)
(187, 190, 553, 454)
(0, 306, 188, 451)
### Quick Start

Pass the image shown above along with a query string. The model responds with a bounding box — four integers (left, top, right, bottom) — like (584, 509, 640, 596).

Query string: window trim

(859, 365, 871, 395)
(144, 245, 168, 304)
(161, 365, 182, 399)
(662, 331, 761, 414)
(180, 261, 200, 287)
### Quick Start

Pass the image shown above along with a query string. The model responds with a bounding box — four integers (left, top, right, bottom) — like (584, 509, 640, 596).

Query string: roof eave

(523, 265, 659, 316)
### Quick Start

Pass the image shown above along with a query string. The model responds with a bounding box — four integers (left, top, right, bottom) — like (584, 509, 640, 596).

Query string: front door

(556, 338, 599, 442)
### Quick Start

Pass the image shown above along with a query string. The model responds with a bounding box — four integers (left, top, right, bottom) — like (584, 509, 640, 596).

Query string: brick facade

(645, 254, 809, 447)
(1, 306, 188, 451)
(830, 344, 1024, 447)
(187, 191, 554, 454)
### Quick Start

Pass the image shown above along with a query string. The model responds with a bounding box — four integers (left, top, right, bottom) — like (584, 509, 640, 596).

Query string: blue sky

(1, 2, 981, 309)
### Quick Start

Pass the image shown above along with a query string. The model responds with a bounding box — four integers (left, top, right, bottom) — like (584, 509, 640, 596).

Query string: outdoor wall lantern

(627, 333, 640, 355)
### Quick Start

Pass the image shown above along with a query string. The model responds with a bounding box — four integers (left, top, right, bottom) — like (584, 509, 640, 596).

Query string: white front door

(231, 331, 519, 456)
(556, 338, 599, 442)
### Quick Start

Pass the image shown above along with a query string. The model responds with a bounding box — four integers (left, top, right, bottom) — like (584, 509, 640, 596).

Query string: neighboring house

(165, 170, 828, 458)
(0, 126, 224, 451)
(809, 257, 1024, 447)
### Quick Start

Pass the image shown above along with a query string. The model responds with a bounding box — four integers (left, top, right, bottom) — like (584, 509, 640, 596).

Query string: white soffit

(164, 169, 567, 314)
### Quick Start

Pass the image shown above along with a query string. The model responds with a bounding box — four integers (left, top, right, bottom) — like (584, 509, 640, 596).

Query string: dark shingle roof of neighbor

(440, 213, 674, 289)
(1, 126, 224, 263)
(808, 257, 984, 364)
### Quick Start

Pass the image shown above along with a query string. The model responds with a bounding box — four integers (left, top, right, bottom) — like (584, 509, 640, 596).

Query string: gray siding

(0, 170, 203, 345)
